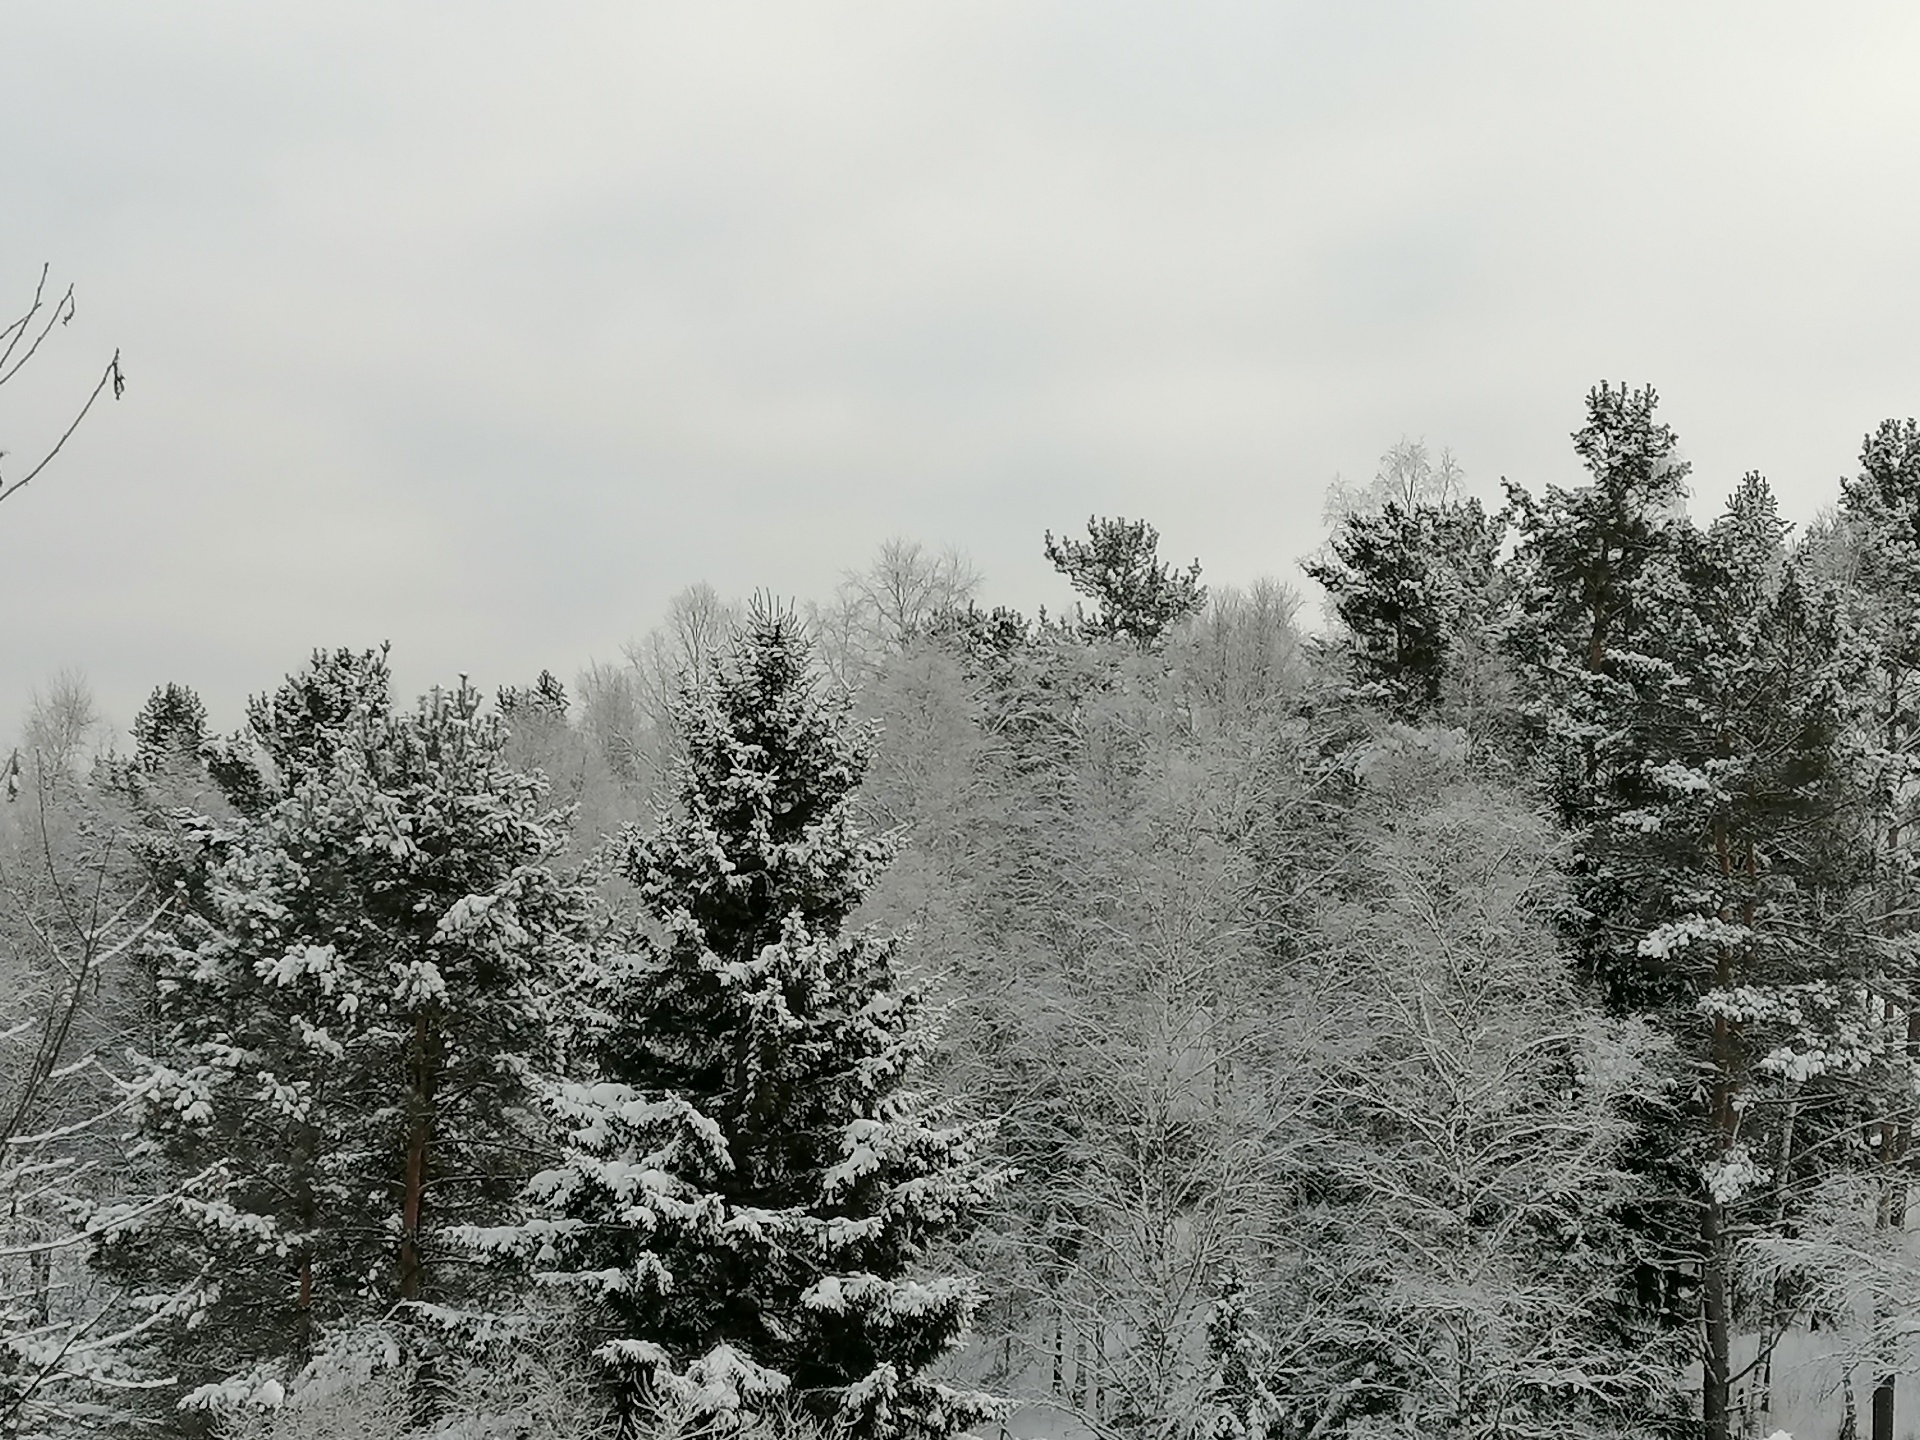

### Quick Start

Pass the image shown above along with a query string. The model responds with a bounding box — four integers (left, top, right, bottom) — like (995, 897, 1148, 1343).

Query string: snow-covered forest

(10, 383, 1920, 1440)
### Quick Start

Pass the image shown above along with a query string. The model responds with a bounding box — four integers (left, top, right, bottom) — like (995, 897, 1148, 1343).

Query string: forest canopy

(5, 385, 1920, 1440)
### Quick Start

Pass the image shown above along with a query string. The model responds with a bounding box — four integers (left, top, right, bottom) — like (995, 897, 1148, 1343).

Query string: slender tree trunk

(1756, 1080, 1801, 1430)
(399, 1011, 442, 1429)
(1702, 836, 1740, 1440)
(1702, 1189, 1732, 1440)
(398, 1012, 436, 1303)
(28, 1239, 48, 1329)
(1877, 1006, 1920, 1440)
(295, 1256, 312, 1357)
(1873, 789, 1913, 1440)
(1051, 1307, 1063, 1397)
(1873, 1097, 1898, 1440)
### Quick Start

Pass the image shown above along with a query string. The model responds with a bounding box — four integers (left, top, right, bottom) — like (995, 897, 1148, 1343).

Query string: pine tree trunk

(1700, 832, 1747, 1440)
(399, 1010, 444, 1430)
(1757, 1081, 1802, 1431)
(399, 1012, 436, 1303)
(1876, 1006, 1920, 1440)
(1703, 976, 1739, 1440)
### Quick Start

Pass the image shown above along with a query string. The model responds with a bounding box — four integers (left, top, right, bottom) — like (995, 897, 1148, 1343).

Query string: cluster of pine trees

(5, 384, 1920, 1440)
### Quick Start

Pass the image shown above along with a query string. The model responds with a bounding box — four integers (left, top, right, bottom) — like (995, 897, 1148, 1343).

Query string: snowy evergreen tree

(1201, 1268, 1280, 1440)
(1504, 382, 1696, 850)
(94, 659, 598, 1426)
(1304, 494, 1503, 720)
(1518, 462, 1865, 1440)
(498, 670, 570, 723)
(476, 602, 1007, 1438)
(130, 683, 208, 776)
(1044, 516, 1206, 645)
(1786, 418, 1920, 1440)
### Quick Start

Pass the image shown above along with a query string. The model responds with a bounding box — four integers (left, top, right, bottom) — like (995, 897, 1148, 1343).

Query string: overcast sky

(5, 2, 1920, 734)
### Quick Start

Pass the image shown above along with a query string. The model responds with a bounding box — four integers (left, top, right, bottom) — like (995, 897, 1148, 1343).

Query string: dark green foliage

(926, 601, 1033, 672)
(498, 669, 569, 721)
(1201, 1269, 1280, 1440)
(245, 643, 392, 789)
(1044, 515, 1206, 644)
(1505, 382, 1693, 700)
(94, 656, 594, 1425)
(130, 684, 207, 775)
(1508, 400, 1866, 1439)
(500, 602, 1005, 1438)
(1304, 498, 1502, 717)
(1857, 417, 1920, 522)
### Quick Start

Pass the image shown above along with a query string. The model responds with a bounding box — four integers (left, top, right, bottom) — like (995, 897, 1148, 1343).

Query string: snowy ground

(1724, 1329, 1920, 1440)
(995, 1335, 1920, 1440)
(1001, 1403, 1100, 1440)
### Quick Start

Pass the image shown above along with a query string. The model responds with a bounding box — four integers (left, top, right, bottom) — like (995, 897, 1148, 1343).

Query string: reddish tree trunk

(399, 1012, 435, 1303)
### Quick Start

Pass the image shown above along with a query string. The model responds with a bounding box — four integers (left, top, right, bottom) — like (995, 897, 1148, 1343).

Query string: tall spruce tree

(476, 602, 1007, 1438)
(94, 660, 597, 1425)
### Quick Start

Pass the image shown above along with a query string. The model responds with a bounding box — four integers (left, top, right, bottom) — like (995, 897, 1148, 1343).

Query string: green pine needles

(96, 658, 598, 1423)
(475, 601, 1009, 1438)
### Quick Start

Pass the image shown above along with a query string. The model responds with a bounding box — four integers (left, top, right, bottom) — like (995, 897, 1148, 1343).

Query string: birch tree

(1311, 736, 1676, 1438)
(0, 731, 185, 1433)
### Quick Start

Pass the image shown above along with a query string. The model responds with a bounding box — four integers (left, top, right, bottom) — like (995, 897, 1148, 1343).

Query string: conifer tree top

(628, 598, 890, 952)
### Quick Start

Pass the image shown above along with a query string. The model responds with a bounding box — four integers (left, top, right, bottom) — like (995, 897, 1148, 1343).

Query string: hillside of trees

(7, 383, 1920, 1440)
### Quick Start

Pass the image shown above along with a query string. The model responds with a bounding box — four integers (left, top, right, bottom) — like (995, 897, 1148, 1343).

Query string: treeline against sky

(7, 386, 1920, 1440)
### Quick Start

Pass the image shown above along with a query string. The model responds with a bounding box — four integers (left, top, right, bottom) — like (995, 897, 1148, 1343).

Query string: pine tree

(481, 602, 1007, 1438)
(1044, 516, 1206, 645)
(1524, 466, 1864, 1440)
(1504, 382, 1695, 843)
(1799, 418, 1920, 1440)
(498, 669, 570, 722)
(94, 659, 597, 1425)
(130, 684, 209, 775)
(1304, 495, 1503, 719)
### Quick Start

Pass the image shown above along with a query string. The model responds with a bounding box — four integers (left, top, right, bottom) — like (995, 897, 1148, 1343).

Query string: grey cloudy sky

(5, 1, 1920, 733)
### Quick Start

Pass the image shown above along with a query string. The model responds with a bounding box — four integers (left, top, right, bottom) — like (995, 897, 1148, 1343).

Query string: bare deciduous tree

(0, 751, 197, 1431)
(0, 266, 123, 510)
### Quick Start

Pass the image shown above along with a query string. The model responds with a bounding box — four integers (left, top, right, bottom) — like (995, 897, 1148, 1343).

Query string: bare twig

(0, 350, 124, 509)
